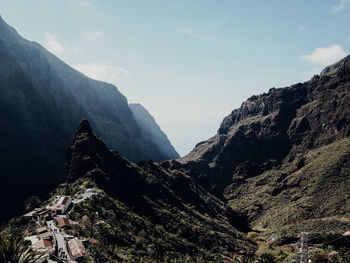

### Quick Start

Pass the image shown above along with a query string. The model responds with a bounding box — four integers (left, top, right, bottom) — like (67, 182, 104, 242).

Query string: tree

(24, 196, 41, 212)
(330, 248, 350, 263)
(235, 253, 255, 263)
(96, 223, 122, 253)
(0, 234, 48, 263)
(89, 244, 108, 263)
(85, 207, 98, 238)
(259, 252, 276, 263)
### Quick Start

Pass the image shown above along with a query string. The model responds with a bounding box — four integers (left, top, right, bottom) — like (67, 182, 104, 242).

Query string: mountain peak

(320, 54, 350, 76)
(76, 119, 92, 134)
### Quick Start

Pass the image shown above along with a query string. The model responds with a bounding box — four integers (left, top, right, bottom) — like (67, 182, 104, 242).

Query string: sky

(0, 0, 349, 156)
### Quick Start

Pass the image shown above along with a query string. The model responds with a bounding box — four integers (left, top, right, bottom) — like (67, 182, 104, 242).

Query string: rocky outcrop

(65, 120, 253, 255)
(320, 54, 350, 76)
(180, 55, 350, 193)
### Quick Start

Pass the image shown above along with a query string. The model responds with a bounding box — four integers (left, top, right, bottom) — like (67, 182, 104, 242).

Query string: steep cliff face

(0, 16, 177, 222)
(129, 103, 179, 160)
(64, 120, 253, 260)
(180, 55, 350, 192)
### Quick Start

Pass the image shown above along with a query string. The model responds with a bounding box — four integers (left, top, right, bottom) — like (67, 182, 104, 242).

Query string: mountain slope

(226, 137, 350, 236)
(178, 55, 350, 252)
(0, 16, 177, 222)
(63, 120, 254, 261)
(180, 55, 350, 194)
(129, 103, 179, 160)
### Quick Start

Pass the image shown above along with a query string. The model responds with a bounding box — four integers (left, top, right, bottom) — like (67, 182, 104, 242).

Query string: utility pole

(296, 232, 308, 263)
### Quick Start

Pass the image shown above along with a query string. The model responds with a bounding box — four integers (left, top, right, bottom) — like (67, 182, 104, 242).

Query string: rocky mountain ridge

(180, 55, 350, 194)
(62, 120, 254, 260)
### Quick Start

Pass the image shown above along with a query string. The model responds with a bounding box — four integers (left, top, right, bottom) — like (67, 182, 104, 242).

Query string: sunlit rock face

(180, 55, 350, 194)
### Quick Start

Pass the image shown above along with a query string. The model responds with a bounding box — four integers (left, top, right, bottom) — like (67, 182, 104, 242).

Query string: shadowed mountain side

(0, 16, 178, 222)
(129, 103, 179, 160)
(64, 120, 254, 258)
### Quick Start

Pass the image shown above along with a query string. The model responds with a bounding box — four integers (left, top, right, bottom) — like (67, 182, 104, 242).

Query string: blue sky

(0, 0, 349, 156)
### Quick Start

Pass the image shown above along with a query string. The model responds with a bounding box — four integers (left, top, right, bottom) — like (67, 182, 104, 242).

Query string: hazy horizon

(1, 0, 349, 156)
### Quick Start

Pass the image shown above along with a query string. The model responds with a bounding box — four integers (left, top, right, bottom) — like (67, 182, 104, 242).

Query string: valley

(0, 5, 350, 262)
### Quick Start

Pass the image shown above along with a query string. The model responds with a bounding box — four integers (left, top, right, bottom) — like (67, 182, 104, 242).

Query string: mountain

(62, 120, 254, 261)
(129, 103, 179, 160)
(180, 55, 350, 194)
(226, 137, 350, 239)
(0, 16, 177, 222)
(178, 55, 350, 250)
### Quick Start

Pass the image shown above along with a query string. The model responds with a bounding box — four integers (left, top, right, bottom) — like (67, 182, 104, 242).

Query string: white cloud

(81, 31, 103, 41)
(298, 25, 307, 31)
(74, 63, 130, 85)
(331, 0, 350, 13)
(44, 33, 63, 54)
(299, 44, 347, 66)
(181, 28, 207, 40)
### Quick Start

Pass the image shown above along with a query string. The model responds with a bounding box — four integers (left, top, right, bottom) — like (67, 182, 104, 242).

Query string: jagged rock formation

(64, 120, 254, 260)
(0, 16, 177, 222)
(180, 55, 350, 194)
(129, 103, 179, 160)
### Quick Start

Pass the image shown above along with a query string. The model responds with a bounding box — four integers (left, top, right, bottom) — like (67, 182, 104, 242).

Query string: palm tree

(234, 254, 255, 263)
(0, 234, 48, 263)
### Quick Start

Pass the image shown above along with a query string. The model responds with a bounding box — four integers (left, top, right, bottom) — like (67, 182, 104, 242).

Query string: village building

(46, 196, 72, 214)
(23, 207, 55, 220)
(68, 238, 87, 262)
(38, 231, 53, 240)
(35, 238, 53, 252)
(25, 227, 54, 254)
(57, 217, 78, 228)
(23, 208, 43, 217)
(36, 226, 53, 241)
(36, 226, 49, 235)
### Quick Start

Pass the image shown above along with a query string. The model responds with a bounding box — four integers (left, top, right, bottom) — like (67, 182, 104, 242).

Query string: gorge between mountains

(1, 13, 350, 263)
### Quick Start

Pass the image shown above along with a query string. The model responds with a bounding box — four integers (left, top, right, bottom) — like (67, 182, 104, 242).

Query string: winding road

(47, 220, 76, 263)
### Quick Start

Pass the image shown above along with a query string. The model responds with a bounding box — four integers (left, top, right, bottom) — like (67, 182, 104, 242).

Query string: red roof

(36, 239, 52, 249)
(58, 218, 71, 228)
(68, 238, 87, 259)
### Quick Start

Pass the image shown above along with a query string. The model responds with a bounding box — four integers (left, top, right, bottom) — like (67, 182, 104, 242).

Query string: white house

(47, 196, 72, 214)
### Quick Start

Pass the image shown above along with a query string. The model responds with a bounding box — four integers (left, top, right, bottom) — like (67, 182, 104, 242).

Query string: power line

(296, 232, 308, 263)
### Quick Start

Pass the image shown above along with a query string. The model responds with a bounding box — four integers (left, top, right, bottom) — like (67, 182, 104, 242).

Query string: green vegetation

(227, 138, 350, 259)
(64, 181, 251, 262)
(23, 196, 42, 213)
(0, 234, 47, 263)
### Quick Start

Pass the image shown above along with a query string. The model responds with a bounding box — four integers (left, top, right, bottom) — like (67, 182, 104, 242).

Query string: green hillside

(227, 138, 350, 242)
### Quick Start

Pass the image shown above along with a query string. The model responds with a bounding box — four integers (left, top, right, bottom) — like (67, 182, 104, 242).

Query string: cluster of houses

(23, 195, 88, 262)
(24, 195, 72, 221)
(24, 223, 54, 253)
